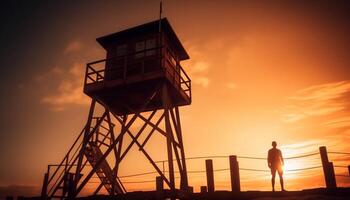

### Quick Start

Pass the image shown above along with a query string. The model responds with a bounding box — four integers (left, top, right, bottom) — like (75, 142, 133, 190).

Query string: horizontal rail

(117, 165, 325, 179)
(154, 152, 320, 163)
(328, 151, 350, 155)
(47, 127, 85, 184)
(334, 165, 349, 168)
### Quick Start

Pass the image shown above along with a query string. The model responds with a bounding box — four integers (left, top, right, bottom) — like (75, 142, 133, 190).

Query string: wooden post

(200, 186, 207, 193)
(205, 159, 214, 192)
(348, 165, 350, 176)
(188, 186, 194, 193)
(229, 155, 241, 192)
(41, 173, 48, 199)
(319, 146, 336, 188)
(156, 176, 164, 200)
(328, 162, 337, 188)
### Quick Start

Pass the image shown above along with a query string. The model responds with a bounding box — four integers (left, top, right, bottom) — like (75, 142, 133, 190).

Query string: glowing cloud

(41, 62, 90, 111)
(64, 40, 82, 54)
(282, 81, 350, 123)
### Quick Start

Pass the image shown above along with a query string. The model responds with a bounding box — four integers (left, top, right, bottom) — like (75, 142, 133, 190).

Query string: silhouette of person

(267, 141, 285, 191)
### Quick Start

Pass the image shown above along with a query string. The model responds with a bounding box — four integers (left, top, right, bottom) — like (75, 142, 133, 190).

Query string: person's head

(272, 141, 277, 148)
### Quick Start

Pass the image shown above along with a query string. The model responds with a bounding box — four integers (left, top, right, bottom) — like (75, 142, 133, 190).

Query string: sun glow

(282, 160, 304, 179)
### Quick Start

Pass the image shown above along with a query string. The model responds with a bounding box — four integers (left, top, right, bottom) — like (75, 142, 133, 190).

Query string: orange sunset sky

(1, 0, 350, 197)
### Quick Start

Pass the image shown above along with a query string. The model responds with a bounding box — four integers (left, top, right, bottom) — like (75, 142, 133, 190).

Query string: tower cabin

(84, 18, 191, 115)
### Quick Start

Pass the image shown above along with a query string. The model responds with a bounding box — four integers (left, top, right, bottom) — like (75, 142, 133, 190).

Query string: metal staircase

(41, 110, 126, 199)
(84, 141, 125, 194)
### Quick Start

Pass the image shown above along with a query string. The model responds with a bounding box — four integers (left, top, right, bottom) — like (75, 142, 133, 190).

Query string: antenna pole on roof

(159, 0, 163, 32)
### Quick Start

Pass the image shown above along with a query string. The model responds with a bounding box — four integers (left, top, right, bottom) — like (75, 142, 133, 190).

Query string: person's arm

(280, 150, 284, 166)
(267, 150, 271, 168)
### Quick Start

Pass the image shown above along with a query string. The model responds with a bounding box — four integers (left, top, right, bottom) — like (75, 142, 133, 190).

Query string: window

(167, 48, 177, 67)
(116, 44, 127, 57)
(134, 38, 157, 59)
(145, 38, 156, 56)
(135, 41, 145, 59)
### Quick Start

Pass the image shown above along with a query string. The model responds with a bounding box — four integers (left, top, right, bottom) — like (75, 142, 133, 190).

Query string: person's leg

(271, 168, 276, 192)
(278, 168, 285, 191)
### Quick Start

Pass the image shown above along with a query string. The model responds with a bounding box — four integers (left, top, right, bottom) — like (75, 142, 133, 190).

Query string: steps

(84, 142, 124, 194)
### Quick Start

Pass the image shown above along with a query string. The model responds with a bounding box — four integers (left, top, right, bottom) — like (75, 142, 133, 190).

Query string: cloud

(41, 62, 90, 111)
(37, 38, 104, 112)
(282, 81, 350, 123)
(279, 80, 350, 165)
(185, 44, 211, 88)
(226, 82, 238, 90)
(41, 83, 89, 111)
(192, 61, 209, 73)
(193, 76, 210, 88)
(323, 116, 350, 129)
(64, 40, 82, 54)
(281, 140, 326, 156)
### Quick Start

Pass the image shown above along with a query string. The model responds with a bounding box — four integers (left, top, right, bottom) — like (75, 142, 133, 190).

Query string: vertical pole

(162, 85, 175, 191)
(319, 146, 330, 188)
(319, 146, 336, 188)
(200, 186, 207, 193)
(112, 114, 126, 194)
(174, 107, 189, 191)
(41, 173, 48, 199)
(159, 0, 163, 32)
(205, 159, 214, 192)
(156, 176, 164, 200)
(229, 155, 241, 192)
(188, 186, 194, 193)
(328, 162, 337, 188)
(348, 165, 350, 177)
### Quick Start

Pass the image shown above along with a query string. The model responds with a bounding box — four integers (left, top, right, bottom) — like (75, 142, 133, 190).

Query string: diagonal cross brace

(74, 84, 161, 196)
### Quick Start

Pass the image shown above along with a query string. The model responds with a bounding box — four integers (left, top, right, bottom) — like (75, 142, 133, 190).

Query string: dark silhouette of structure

(268, 141, 285, 192)
(319, 146, 337, 188)
(41, 18, 191, 199)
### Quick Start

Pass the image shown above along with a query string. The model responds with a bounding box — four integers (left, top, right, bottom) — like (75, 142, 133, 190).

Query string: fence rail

(112, 148, 350, 189)
(44, 146, 350, 193)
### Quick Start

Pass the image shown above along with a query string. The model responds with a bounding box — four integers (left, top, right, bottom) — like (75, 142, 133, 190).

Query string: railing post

(84, 64, 88, 84)
(156, 176, 164, 200)
(188, 186, 194, 193)
(205, 159, 215, 192)
(348, 165, 350, 177)
(319, 146, 337, 188)
(200, 186, 207, 193)
(41, 173, 49, 200)
(328, 162, 337, 187)
(229, 155, 241, 192)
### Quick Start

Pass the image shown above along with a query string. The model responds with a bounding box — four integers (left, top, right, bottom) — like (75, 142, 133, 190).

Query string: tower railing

(84, 46, 191, 100)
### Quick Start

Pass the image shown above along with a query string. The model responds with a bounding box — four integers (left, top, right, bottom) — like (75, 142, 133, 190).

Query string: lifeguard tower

(41, 18, 191, 199)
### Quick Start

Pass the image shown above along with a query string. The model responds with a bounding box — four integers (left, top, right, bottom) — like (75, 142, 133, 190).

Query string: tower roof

(96, 18, 190, 60)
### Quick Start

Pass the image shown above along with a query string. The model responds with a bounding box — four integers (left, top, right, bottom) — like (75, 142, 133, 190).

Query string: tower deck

(83, 51, 191, 115)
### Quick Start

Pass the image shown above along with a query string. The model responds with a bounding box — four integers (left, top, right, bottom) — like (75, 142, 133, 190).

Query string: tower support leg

(74, 100, 96, 190)
(174, 106, 189, 191)
(162, 85, 175, 191)
(46, 82, 190, 198)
